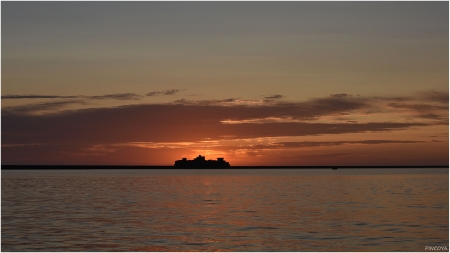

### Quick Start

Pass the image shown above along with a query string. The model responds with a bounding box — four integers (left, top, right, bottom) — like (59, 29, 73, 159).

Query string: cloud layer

(2, 91, 448, 165)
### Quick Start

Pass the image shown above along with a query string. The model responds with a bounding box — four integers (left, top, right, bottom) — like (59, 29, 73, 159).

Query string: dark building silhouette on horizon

(174, 155, 230, 168)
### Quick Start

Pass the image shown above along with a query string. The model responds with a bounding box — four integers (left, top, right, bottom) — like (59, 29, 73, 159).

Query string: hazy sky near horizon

(2, 2, 449, 165)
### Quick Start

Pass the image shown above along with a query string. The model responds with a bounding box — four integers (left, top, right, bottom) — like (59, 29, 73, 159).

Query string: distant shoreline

(1, 165, 448, 170)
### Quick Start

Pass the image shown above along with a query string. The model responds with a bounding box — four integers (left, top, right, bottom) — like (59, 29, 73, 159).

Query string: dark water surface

(2, 168, 448, 251)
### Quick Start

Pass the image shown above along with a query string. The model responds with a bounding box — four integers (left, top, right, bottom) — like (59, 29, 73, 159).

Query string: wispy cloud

(173, 98, 241, 106)
(418, 91, 449, 104)
(275, 140, 424, 148)
(89, 93, 142, 100)
(2, 93, 143, 100)
(330, 93, 350, 98)
(1, 143, 46, 147)
(1, 93, 143, 114)
(3, 91, 447, 124)
(386, 102, 448, 122)
(2, 95, 79, 99)
(263, 94, 284, 99)
(100, 139, 425, 151)
(146, 89, 184, 96)
(386, 102, 448, 112)
(2, 100, 86, 115)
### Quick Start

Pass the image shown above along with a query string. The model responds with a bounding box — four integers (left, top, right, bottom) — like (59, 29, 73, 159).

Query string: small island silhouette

(174, 155, 230, 168)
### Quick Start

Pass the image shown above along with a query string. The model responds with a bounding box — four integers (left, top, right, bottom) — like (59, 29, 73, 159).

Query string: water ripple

(2, 168, 448, 251)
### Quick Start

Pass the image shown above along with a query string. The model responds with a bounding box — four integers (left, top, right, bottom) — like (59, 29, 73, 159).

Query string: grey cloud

(330, 93, 349, 98)
(146, 89, 184, 96)
(2, 102, 428, 146)
(2, 100, 86, 115)
(2, 94, 79, 99)
(89, 93, 142, 100)
(163, 89, 181, 95)
(371, 96, 413, 102)
(2, 93, 143, 100)
(205, 139, 425, 152)
(386, 102, 448, 122)
(264, 94, 284, 99)
(372, 91, 449, 104)
(173, 98, 238, 105)
(1, 93, 144, 114)
(4, 91, 445, 124)
(276, 140, 424, 148)
(307, 95, 369, 116)
(173, 95, 369, 120)
(387, 102, 448, 112)
(418, 91, 449, 104)
(295, 152, 354, 159)
(173, 98, 188, 104)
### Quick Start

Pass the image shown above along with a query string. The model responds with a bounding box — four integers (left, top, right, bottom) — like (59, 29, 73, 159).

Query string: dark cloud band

(2, 93, 142, 100)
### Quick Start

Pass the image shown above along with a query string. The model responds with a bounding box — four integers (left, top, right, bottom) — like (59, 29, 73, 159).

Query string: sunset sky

(2, 2, 448, 166)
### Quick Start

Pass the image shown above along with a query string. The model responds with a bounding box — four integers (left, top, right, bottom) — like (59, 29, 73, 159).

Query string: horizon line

(2, 165, 448, 170)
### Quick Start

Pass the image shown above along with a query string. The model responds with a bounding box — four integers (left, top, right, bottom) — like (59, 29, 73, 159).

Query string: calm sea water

(2, 168, 448, 252)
